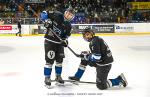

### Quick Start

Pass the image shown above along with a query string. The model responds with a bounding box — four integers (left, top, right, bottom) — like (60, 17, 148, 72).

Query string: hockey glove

(80, 52, 101, 67)
(61, 39, 68, 47)
(44, 19, 52, 28)
(40, 11, 48, 21)
(80, 51, 90, 61)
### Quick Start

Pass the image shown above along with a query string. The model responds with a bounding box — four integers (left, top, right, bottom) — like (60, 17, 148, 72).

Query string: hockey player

(69, 28, 128, 90)
(16, 19, 22, 37)
(40, 8, 75, 87)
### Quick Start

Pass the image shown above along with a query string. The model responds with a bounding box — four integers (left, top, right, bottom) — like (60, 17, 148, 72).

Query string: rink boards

(1, 23, 150, 36)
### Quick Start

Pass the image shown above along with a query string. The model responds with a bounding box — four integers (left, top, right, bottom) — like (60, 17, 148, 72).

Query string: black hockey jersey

(89, 36, 114, 65)
(44, 11, 72, 43)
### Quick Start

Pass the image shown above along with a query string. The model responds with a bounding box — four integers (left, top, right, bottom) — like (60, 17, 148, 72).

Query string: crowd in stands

(0, 0, 150, 24)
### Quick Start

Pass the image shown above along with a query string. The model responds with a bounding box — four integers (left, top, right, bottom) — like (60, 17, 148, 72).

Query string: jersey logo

(47, 50, 55, 59)
(53, 25, 61, 35)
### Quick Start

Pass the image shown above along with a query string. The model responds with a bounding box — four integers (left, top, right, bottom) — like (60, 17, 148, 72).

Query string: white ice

(0, 35, 150, 97)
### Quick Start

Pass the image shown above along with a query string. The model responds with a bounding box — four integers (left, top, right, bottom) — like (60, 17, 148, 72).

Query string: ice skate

(19, 34, 22, 37)
(68, 76, 80, 85)
(117, 73, 128, 87)
(55, 75, 64, 86)
(44, 77, 52, 89)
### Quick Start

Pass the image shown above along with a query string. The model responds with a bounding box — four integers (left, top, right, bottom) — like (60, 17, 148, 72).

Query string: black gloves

(80, 51, 90, 60)
(44, 19, 52, 28)
(80, 51, 98, 67)
(61, 40, 68, 47)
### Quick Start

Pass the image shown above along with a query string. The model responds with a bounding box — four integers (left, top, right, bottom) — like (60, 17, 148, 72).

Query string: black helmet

(82, 27, 95, 42)
(66, 7, 75, 14)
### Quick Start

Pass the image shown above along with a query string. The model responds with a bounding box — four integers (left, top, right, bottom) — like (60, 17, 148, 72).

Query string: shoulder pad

(53, 11, 64, 23)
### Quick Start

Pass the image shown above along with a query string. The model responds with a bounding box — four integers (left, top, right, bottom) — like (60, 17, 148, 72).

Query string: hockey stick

(51, 80, 96, 84)
(64, 80, 96, 84)
(48, 28, 81, 57)
(67, 46, 81, 57)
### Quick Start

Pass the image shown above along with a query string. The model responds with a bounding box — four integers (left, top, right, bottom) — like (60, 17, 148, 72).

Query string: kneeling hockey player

(69, 28, 128, 90)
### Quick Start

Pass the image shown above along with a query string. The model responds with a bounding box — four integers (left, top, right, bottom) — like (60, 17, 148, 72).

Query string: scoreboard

(25, 0, 45, 3)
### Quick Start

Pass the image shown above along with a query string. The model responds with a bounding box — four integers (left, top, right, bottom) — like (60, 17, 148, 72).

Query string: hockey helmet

(82, 27, 95, 42)
(64, 7, 75, 21)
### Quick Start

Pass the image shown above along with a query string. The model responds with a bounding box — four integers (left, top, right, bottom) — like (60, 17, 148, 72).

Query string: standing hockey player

(40, 7, 75, 87)
(16, 19, 22, 37)
(69, 28, 128, 90)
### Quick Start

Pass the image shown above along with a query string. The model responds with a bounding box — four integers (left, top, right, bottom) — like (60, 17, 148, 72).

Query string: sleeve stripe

(91, 54, 101, 60)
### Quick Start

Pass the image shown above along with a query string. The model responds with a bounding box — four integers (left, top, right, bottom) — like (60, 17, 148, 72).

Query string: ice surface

(0, 35, 150, 97)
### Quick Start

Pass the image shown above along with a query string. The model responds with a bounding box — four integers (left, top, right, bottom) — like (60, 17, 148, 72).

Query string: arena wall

(0, 23, 150, 36)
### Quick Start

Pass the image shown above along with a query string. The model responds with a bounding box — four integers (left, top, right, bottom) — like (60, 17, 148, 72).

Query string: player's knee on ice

(96, 82, 108, 90)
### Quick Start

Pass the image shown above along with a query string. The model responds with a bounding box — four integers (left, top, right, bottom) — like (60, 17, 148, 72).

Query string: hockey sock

(44, 64, 52, 77)
(75, 65, 86, 79)
(55, 63, 62, 75)
(108, 79, 121, 87)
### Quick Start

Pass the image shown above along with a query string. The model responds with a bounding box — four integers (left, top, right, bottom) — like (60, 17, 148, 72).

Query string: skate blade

(44, 85, 54, 89)
(120, 73, 128, 87)
(55, 82, 64, 86)
(69, 81, 79, 85)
